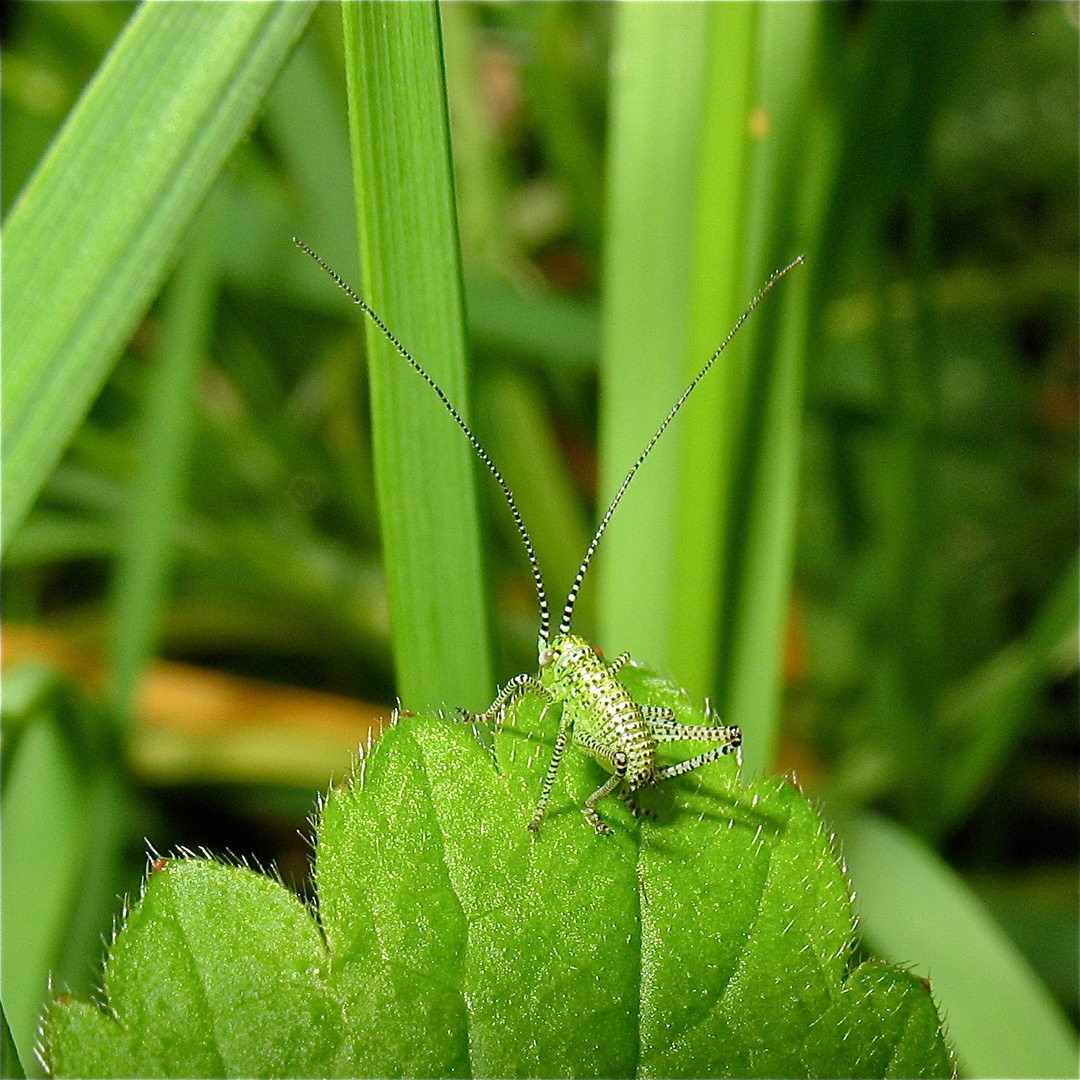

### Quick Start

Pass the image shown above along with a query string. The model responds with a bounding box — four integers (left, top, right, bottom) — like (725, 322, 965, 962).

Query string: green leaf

(801, 963, 954, 1079)
(44, 859, 341, 1079)
(1, 1, 315, 550)
(43, 665, 952, 1079)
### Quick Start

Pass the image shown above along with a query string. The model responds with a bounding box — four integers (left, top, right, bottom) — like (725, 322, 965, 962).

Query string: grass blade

(338, 1, 492, 712)
(598, 1, 716, 678)
(842, 811, 1080, 1079)
(106, 196, 222, 726)
(2, 1, 315, 549)
(1, 671, 87, 1073)
(936, 553, 1079, 834)
(599, 4, 825, 775)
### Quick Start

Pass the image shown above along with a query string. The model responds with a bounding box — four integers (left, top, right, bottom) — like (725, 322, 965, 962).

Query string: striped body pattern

(295, 238, 799, 836)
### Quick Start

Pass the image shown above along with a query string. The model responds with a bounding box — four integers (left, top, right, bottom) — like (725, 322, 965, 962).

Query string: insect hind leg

(641, 705, 675, 724)
(647, 714, 741, 746)
(646, 705, 741, 782)
(653, 730, 741, 782)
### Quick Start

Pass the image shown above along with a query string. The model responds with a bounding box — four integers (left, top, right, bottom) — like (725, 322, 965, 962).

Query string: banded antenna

(294, 238, 552, 645)
(295, 238, 802, 649)
(555, 254, 805, 637)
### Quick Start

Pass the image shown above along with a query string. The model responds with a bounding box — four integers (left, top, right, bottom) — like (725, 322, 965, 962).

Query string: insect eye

(538, 647, 556, 667)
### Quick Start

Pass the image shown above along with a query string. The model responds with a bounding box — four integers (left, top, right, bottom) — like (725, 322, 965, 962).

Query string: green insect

(295, 238, 801, 835)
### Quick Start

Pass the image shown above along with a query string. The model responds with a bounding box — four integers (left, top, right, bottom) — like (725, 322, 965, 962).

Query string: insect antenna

(294, 238, 552, 645)
(556, 255, 805, 637)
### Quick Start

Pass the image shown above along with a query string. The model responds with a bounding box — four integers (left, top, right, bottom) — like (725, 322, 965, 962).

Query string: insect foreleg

(461, 672, 553, 727)
(528, 708, 573, 833)
(606, 652, 631, 675)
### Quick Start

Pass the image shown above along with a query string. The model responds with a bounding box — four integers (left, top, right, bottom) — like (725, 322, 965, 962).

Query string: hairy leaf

(44, 666, 952, 1079)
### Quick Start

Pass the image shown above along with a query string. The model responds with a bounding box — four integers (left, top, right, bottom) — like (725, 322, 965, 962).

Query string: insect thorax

(539, 634, 656, 788)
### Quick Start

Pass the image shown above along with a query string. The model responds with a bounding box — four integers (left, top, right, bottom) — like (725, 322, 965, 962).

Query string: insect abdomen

(580, 691, 653, 785)
(542, 635, 655, 787)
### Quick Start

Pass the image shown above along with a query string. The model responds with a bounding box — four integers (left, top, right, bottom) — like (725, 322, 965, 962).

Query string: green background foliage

(2, 2, 1076, 1077)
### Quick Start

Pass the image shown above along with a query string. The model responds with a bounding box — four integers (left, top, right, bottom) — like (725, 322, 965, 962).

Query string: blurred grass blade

(599, 4, 825, 776)
(712, 4, 829, 779)
(263, 31, 356, 275)
(2, 1, 315, 550)
(339, 1, 492, 712)
(1, 669, 88, 1075)
(107, 195, 222, 728)
(598, 1, 715, 677)
(2, 1004, 26, 1079)
(937, 552, 1079, 832)
(666, 3, 758, 701)
(842, 811, 1080, 1080)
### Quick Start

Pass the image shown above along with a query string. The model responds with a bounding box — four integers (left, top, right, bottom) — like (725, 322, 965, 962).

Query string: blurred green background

(2, 2, 1076, 1077)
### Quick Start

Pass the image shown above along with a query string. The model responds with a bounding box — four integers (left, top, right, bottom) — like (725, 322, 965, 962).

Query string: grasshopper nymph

(296, 238, 801, 834)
